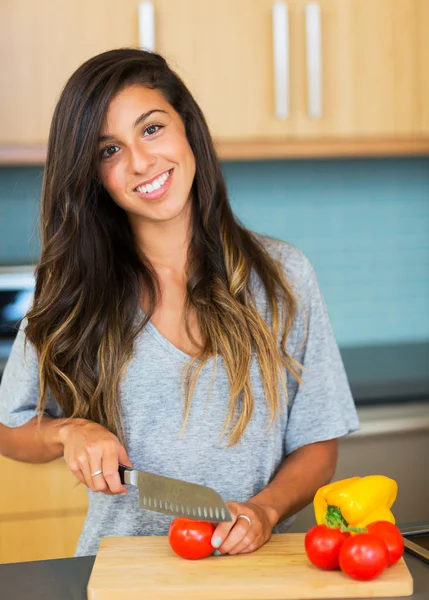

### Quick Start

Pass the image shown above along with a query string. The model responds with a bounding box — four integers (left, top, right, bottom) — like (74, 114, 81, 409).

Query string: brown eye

(143, 124, 163, 137)
(100, 145, 119, 159)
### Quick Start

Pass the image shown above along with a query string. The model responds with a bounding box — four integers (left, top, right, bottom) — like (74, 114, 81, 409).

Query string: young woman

(0, 48, 359, 558)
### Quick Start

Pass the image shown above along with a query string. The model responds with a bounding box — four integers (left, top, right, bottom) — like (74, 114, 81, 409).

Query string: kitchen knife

(118, 464, 233, 522)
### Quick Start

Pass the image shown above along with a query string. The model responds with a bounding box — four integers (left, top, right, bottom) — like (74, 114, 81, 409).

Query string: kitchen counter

(0, 552, 427, 600)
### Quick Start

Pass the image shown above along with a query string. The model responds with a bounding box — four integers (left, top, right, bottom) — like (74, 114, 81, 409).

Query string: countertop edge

(351, 401, 429, 437)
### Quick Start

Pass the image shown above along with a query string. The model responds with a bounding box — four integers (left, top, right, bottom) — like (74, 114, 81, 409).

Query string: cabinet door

(0, 513, 86, 564)
(294, 0, 423, 138)
(417, 0, 429, 135)
(155, 0, 302, 140)
(154, 0, 427, 141)
(0, 0, 142, 145)
(0, 456, 88, 563)
(0, 456, 88, 516)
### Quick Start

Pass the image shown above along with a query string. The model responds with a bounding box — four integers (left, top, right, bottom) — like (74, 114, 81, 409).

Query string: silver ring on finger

(237, 514, 252, 526)
(91, 469, 103, 477)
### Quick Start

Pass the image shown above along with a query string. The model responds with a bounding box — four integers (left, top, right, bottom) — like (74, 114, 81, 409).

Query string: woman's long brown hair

(26, 48, 302, 447)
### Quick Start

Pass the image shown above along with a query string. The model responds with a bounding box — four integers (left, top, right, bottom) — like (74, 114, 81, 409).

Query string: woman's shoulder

(252, 232, 314, 291)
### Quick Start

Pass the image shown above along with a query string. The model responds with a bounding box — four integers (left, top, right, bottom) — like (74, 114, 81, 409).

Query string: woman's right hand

(58, 418, 132, 495)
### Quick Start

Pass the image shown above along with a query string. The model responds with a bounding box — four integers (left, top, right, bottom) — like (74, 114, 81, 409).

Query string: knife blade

(118, 464, 233, 522)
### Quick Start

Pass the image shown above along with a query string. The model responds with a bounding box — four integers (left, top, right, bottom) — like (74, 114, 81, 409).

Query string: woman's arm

(0, 416, 66, 463)
(0, 416, 132, 494)
(252, 438, 338, 524)
(211, 439, 338, 555)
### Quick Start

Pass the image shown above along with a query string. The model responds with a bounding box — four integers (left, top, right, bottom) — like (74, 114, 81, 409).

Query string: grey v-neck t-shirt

(0, 237, 359, 556)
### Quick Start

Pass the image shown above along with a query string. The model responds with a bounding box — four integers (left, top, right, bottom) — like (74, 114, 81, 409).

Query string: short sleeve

(284, 252, 360, 456)
(0, 319, 63, 427)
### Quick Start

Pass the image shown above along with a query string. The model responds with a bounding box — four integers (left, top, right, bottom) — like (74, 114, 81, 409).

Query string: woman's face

(97, 84, 196, 225)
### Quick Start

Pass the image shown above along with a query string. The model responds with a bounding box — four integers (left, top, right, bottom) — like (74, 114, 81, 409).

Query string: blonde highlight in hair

(26, 48, 303, 449)
(182, 223, 302, 446)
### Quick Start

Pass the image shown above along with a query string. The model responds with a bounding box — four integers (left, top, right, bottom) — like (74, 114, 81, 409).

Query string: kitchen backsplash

(0, 167, 41, 264)
(1, 157, 428, 347)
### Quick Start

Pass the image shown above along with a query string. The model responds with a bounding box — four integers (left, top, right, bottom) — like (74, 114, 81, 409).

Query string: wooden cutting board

(87, 533, 413, 600)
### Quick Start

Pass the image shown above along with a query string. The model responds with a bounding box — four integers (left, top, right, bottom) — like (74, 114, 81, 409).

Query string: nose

(127, 144, 156, 174)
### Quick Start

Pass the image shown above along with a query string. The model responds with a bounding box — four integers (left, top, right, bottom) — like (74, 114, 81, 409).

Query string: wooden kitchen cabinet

(417, 0, 429, 136)
(0, 456, 88, 564)
(289, 0, 423, 139)
(0, 513, 86, 564)
(0, 0, 144, 146)
(0, 0, 428, 162)
(157, 0, 428, 142)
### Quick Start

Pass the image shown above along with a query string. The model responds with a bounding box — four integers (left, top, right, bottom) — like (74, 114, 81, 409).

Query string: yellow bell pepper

(314, 475, 398, 529)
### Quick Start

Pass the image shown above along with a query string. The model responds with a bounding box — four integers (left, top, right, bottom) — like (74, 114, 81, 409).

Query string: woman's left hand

(210, 501, 278, 556)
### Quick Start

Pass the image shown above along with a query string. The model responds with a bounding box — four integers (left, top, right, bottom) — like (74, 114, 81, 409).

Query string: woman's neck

(130, 208, 191, 275)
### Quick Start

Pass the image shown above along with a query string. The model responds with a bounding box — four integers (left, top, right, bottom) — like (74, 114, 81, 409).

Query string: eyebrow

(98, 109, 168, 143)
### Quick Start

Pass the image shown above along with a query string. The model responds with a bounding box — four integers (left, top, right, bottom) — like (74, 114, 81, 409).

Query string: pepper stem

(325, 505, 348, 529)
(324, 506, 367, 533)
(341, 526, 368, 534)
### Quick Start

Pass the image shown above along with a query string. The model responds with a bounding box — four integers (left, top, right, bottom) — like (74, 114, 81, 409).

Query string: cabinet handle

(138, 1, 155, 52)
(305, 2, 322, 119)
(272, 2, 290, 120)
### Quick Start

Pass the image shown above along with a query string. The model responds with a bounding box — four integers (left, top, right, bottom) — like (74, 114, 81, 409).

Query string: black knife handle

(118, 463, 132, 484)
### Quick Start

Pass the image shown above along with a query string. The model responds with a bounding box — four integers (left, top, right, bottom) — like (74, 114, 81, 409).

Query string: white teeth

(136, 170, 170, 194)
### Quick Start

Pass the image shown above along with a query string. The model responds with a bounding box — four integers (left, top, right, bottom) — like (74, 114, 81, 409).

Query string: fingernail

(212, 537, 222, 548)
(212, 550, 222, 556)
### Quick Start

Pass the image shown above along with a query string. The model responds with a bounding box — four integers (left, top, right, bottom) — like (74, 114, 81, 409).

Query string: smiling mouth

(134, 169, 173, 194)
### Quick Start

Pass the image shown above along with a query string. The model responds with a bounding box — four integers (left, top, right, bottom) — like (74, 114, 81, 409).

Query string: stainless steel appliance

(400, 523, 429, 564)
(0, 266, 35, 379)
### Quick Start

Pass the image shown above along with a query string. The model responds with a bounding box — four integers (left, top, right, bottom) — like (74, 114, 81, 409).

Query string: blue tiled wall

(223, 157, 429, 347)
(0, 167, 42, 265)
(1, 157, 428, 347)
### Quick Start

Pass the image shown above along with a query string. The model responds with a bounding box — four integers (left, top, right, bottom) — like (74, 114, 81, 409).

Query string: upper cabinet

(0, 0, 144, 145)
(289, 0, 424, 139)
(418, 0, 429, 136)
(0, 0, 428, 162)
(156, 0, 428, 141)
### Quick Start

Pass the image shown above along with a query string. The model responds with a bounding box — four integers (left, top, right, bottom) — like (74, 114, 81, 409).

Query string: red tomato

(366, 521, 404, 566)
(305, 525, 350, 570)
(339, 534, 389, 581)
(168, 518, 216, 560)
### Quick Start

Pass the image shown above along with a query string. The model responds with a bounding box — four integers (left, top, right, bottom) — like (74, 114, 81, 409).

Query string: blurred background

(0, 0, 428, 564)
